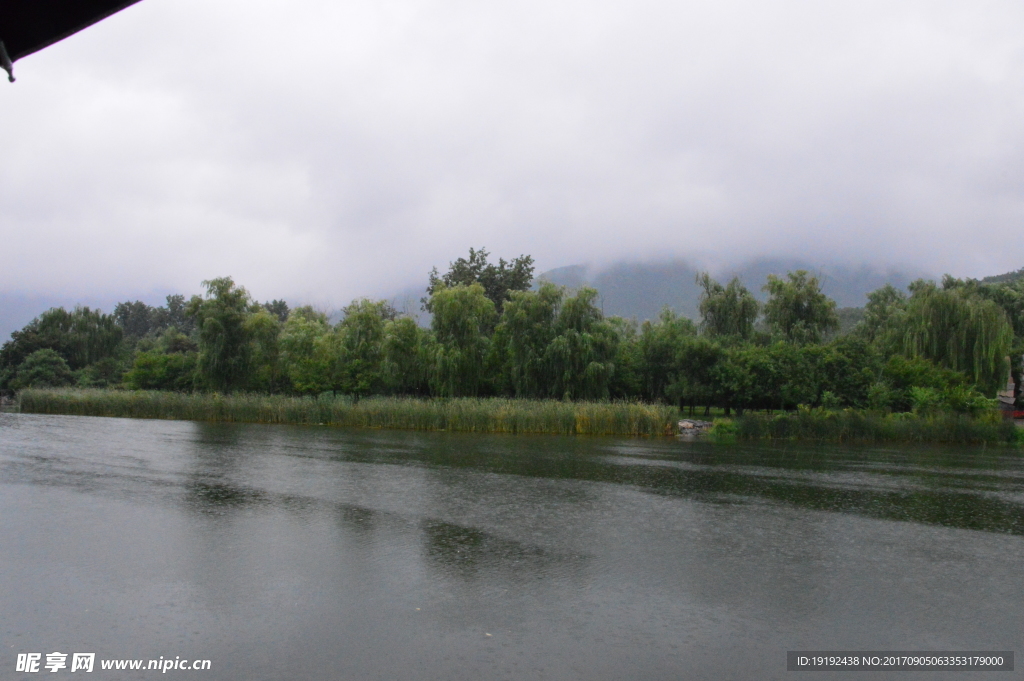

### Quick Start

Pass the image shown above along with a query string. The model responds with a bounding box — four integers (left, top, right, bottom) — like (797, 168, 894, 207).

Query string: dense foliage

(3, 252, 1022, 421)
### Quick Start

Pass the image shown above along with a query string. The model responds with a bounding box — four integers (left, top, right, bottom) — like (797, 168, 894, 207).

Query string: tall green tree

(163, 294, 196, 336)
(113, 301, 157, 340)
(666, 336, 724, 415)
(186, 277, 255, 392)
(262, 299, 291, 324)
(763, 270, 839, 344)
(37, 306, 123, 369)
(769, 342, 818, 409)
(332, 299, 396, 397)
(898, 281, 1013, 393)
(279, 307, 334, 396)
(544, 287, 617, 400)
(114, 294, 196, 341)
(857, 283, 907, 347)
(710, 346, 749, 415)
(607, 316, 642, 399)
(638, 308, 697, 401)
(492, 283, 563, 398)
(817, 336, 881, 408)
(429, 284, 496, 396)
(245, 309, 288, 393)
(381, 317, 433, 395)
(425, 247, 534, 314)
(0, 306, 123, 388)
(697, 273, 759, 340)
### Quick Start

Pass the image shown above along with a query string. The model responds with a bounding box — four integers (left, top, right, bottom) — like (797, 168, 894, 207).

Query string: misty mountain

(537, 258, 931, 322)
(1, 258, 1005, 343)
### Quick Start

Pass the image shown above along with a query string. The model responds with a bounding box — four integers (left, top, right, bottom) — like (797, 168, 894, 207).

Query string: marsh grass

(731, 409, 1022, 444)
(18, 389, 678, 437)
(19, 389, 1021, 443)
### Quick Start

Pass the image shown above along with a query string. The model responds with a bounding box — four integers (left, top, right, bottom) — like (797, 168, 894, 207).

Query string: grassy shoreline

(17, 388, 678, 437)
(717, 409, 1023, 445)
(15, 388, 1024, 444)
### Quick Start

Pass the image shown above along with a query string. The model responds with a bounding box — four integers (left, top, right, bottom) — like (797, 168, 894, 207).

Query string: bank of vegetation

(710, 409, 1022, 445)
(3, 248, 1024, 442)
(18, 389, 677, 436)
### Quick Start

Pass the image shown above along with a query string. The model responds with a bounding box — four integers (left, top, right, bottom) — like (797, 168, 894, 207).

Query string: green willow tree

(607, 316, 642, 399)
(492, 283, 563, 398)
(186, 277, 256, 392)
(245, 309, 288, 393)
(763, 270, 839, 344)
(899, 282, 1013, 393)
(113, 295, 196, 341)
(638, 308, 697, 401)
(332, 299, 397, 398)
(430, 284, 496, 396)
(696, 273, 759, 340)
(857, 283, 907, 347)
(10, 256, 1023, 416)
(544, 287, 617, 400)
(8, 306, 122, 370)
(279, 307, 333, 396)
(0, 306, 124, 391)
(381, 317, 432, 396)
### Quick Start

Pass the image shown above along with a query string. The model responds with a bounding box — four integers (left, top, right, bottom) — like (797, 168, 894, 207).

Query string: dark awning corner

(0, 0, 145, 82)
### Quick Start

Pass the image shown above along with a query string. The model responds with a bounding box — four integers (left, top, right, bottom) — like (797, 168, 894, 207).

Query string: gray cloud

(1, 0, 1023, 309)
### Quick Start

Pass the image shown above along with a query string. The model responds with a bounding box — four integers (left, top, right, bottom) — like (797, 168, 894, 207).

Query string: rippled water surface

(2, 413, 1022, 679)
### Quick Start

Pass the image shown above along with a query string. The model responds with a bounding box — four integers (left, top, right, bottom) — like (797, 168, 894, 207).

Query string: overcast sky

(2, 0, 1023, 310)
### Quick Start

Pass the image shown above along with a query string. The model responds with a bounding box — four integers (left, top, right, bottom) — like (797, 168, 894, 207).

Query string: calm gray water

(1, 412, 1022, 680)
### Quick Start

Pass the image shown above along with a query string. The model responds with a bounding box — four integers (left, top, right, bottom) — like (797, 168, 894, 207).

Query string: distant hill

(538, 258, 930, 322)
(8, 259, 1016, 343)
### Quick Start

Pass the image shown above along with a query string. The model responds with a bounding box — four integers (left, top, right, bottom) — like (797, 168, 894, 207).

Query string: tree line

(2, 248, 1021, 415)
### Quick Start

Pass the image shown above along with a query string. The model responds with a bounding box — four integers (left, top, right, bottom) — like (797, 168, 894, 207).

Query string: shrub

(123, 352, 197, 391)
(7, 349, 75, 390)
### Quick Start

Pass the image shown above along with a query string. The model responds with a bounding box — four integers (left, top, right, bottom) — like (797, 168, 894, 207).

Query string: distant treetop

(424, 247, 534, 313)
(980, 266, 1024, 285)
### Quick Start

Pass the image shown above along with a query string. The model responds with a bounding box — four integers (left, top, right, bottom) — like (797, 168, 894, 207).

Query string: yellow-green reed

(18, 388, 679, 437)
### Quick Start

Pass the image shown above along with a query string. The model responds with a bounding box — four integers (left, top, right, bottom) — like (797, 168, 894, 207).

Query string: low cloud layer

(2, 0, 1023, 308)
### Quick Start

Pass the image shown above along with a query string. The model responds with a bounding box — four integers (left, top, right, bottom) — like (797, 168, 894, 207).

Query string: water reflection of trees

(337, 504, 376, 535)
(421, 518, 582, 580)
(183, 481, 268, 512)
(381, 432, 1024, 536)
(173, 423, 1023, 536)
(585, 463, 1024, 535)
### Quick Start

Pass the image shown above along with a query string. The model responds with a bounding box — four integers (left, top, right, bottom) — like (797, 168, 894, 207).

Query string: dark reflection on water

(164, 419, 1024, 535)
(184, 481, 269, 511)
(422, 518, 575, 581)
(338, 503, 376, 531)
(1, 412, 1022, 680)
(594, 457, 1024, 534)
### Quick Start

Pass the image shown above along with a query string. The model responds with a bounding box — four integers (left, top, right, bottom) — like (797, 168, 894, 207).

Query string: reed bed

(730, 410, 1022, 444)
(20, 389, 1020, 443)
(18, 388, 678, 437)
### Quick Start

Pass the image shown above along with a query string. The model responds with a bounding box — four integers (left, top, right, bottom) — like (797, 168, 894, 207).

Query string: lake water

(1, 412, 1021, 680)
